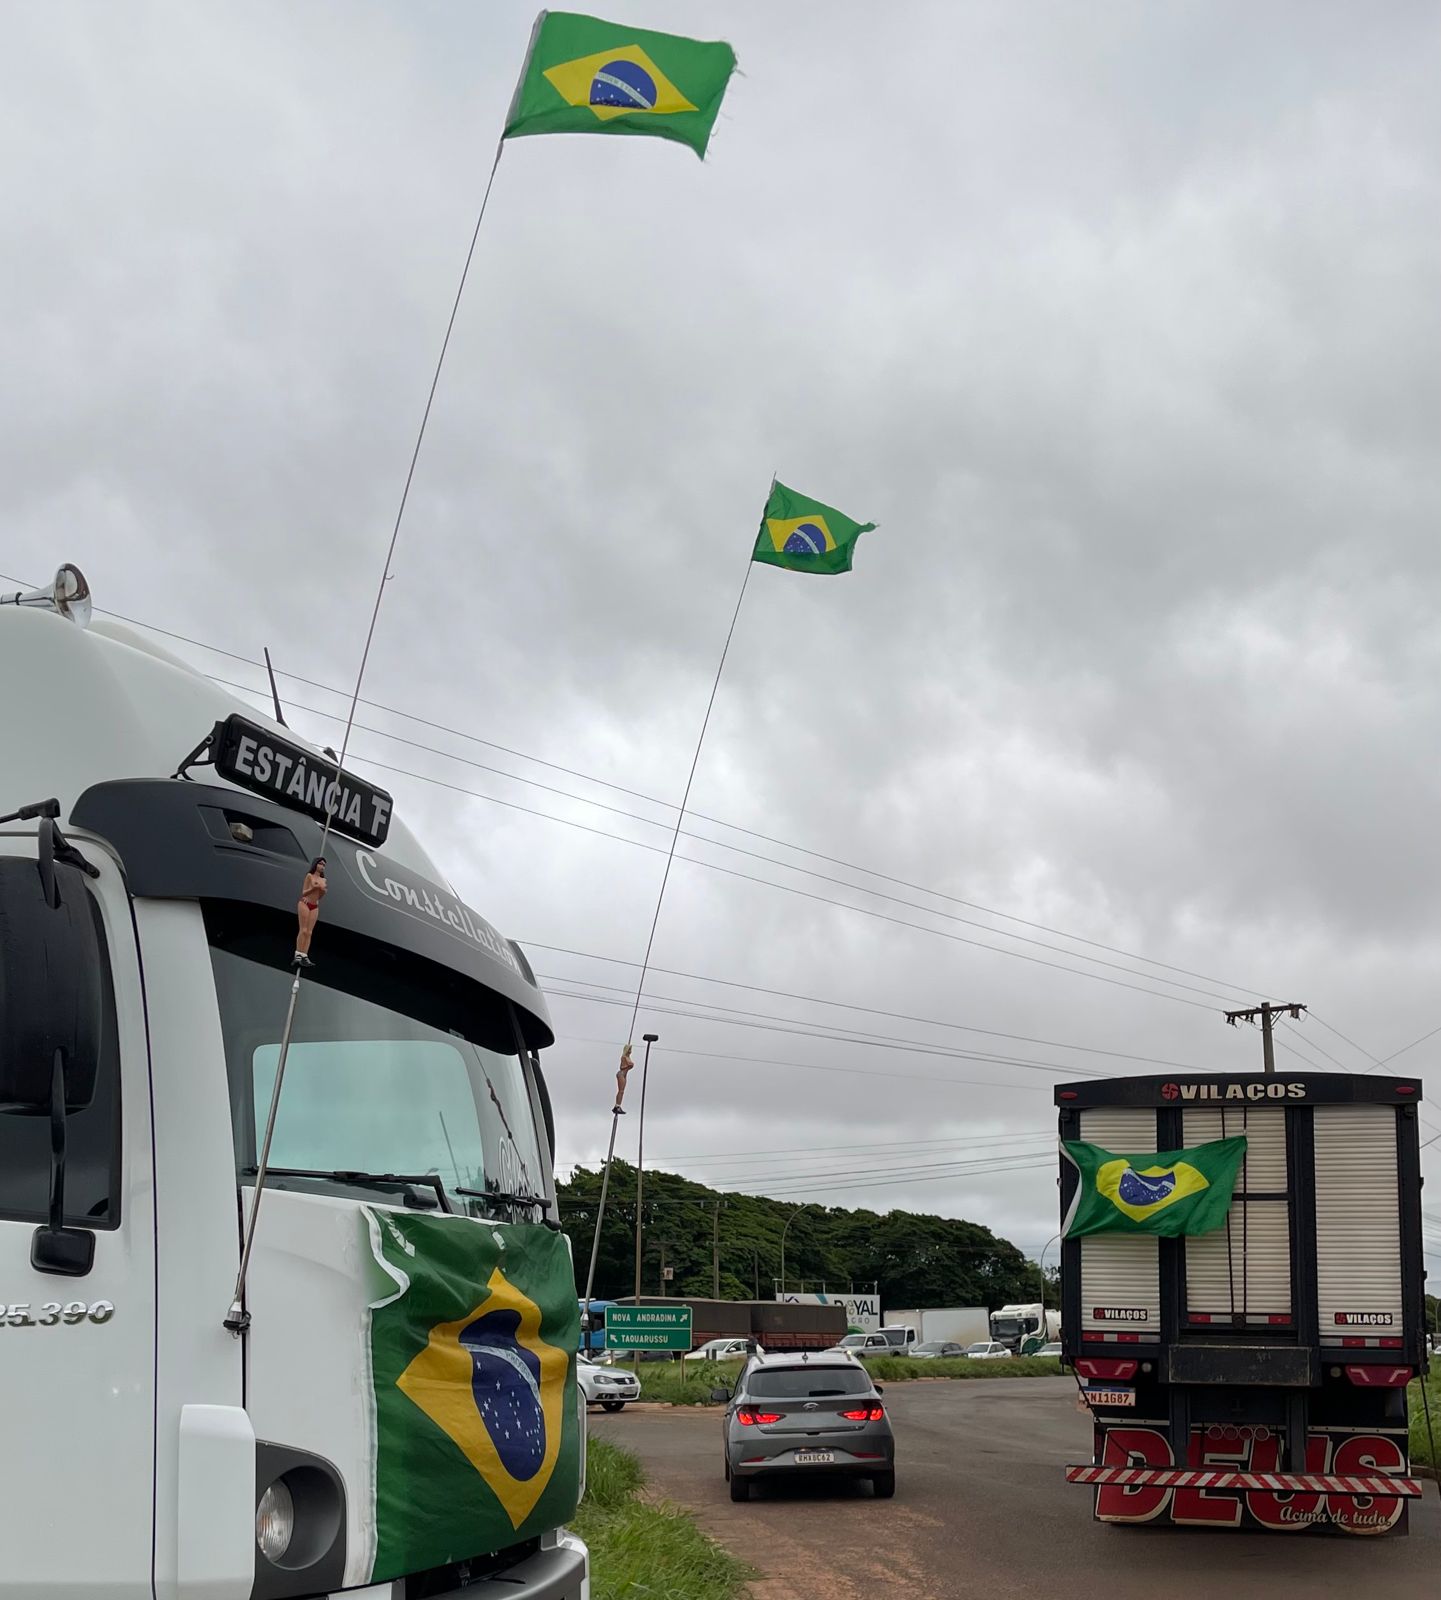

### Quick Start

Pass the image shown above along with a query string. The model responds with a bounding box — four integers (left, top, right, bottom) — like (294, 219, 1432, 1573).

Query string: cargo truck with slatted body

(1056, 1073, 1428, 1534)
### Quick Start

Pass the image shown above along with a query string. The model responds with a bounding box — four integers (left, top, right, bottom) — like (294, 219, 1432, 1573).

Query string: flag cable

(226, 139, 509, 1332)
(579, 482, 771, 1329)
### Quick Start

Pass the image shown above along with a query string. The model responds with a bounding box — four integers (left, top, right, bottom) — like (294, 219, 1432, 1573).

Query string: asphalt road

(591, 1378, 1439, 1600)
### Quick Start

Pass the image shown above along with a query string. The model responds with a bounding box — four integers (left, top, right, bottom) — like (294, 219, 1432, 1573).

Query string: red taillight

(839, 1406, 885, 1421)
(1345, 1365, 1413, 1387)
(1059, 1091, 1079, 1100)
(1075, 1359, 1138, 1381)
(1395, 1084, 1416, 1095)
(737, 1409, 782, 1425)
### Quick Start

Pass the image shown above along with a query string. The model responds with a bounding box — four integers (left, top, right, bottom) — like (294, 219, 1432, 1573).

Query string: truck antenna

(262, 647, 288, 727)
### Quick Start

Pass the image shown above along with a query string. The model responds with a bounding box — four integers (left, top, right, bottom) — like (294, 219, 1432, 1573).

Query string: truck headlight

(256, 1479, 295, 1562)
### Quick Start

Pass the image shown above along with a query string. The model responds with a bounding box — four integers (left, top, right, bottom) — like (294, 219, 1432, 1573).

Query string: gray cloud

(3, 0, 1437, 1270)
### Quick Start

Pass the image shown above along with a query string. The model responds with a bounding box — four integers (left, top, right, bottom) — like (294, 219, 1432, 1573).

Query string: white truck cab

(0, 571, 588, 1598)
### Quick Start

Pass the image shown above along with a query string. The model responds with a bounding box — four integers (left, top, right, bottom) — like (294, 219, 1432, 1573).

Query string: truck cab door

(0, 846, 156, 1597)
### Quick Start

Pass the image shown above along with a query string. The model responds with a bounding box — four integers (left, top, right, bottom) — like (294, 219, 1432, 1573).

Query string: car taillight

(736, 1409, 782, 1425)
(840, 1406, 885, 1421)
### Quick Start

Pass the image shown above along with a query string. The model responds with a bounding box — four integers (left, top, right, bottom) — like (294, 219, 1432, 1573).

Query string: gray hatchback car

(713, 1353, 895, 1500)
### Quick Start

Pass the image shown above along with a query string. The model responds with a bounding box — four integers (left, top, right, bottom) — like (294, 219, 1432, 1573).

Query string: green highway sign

(604, 1305, 693, 1351)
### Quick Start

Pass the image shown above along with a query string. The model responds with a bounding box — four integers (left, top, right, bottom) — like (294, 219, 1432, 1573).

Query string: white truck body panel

(1315, 1105, 1405, 1340)
(886, 1307, 990, 1345)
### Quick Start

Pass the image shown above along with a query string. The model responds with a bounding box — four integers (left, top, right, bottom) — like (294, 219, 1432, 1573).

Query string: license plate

(794, 1450, 835, 1464)
(1084, 1386, 1135, 1407)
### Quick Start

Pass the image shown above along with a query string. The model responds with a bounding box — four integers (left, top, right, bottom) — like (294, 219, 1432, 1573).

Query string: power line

(231, 735, 1231, 1016)
(708, 1149, 1056, 1189)
(700, 1150, 1055, 1189)
(540, 977, 1112, 1078)
(218, 675, 1252, 1006)
(551, 1032, 1055, 1095)
(55, 584, 1430, 1099)
(40, 584, 1273, 1000)
(732, 1156, 1055, 1199)
(1370, 1021, 1441, 1072)
(529, 942, 1225, 1073)
(688, 1139, 1056, 1185)
(655, 1130, 1056, 1165)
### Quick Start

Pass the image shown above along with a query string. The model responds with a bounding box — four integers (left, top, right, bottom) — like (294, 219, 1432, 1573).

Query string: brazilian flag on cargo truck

(1061, 1136, 1246, 1239)
(363, 1209, 581, 1582)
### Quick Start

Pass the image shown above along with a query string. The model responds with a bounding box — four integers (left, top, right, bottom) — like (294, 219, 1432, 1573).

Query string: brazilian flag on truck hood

(1061, 1136, 1246, 1239)
(364, 1209, 581, 1582)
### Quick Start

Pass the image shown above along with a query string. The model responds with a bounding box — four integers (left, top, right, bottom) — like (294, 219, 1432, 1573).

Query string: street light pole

(778, 1203, 809, 1297)
(1035, 1232, 1061, 1351)
(631, 1033, 658, 1374)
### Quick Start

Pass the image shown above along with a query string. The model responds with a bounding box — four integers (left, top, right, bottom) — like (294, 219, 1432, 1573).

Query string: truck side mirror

(0, 848, 106, 1277)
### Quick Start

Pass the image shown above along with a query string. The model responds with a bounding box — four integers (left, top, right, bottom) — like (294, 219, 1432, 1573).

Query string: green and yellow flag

(504, 11, 737, 159)
(364, 1209, 580, 1582)
(1062, 1136, 1247, 1239)
(753, 481, 877, 577)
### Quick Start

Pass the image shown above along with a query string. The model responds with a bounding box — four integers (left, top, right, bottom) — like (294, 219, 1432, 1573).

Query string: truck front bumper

(342, 1531, 589, 1600)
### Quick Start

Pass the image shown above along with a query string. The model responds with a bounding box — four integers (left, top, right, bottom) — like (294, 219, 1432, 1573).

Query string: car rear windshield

(747, 1366, 871, 1399)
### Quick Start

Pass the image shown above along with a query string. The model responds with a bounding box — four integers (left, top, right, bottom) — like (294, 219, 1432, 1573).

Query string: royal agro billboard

(780, 1291, 880, 1334)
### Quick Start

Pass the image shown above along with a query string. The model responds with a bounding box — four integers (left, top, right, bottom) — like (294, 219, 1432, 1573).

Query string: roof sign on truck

(211, 712, 394, 846)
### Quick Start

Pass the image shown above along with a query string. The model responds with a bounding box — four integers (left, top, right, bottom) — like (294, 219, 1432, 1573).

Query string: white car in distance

(962, 1341, 1013, 1360)
(578, 1356, 642, 1412)
(684, 1337, 764, 1363)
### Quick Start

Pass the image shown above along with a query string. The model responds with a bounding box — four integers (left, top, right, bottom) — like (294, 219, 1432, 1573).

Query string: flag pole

(578, 475, 774, 1324)
(224, 138, 512, 1332)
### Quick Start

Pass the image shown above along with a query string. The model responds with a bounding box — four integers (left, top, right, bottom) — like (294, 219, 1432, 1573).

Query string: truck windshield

(208, 934, 545, 1217)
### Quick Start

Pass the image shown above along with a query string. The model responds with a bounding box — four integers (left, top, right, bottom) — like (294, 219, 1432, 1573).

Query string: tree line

(557, 1159, 1045, 1309)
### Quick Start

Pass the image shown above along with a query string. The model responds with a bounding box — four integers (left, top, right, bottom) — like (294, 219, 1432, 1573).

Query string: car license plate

(794, 1450, 834, 1464)
(1084, 1385, 1135, 1407)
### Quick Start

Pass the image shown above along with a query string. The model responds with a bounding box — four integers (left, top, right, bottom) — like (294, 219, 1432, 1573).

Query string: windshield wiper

(455, 1186, 548, 1215)
(243, 1166, 452, 1214)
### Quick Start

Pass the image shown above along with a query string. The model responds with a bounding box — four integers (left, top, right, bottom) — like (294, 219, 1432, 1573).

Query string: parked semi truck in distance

(1057, 1072, 1428, 1535)
(989, 1302, 1061, 1354)
(0, 571, 586, 1598)
(610, 1295, 846, 1352)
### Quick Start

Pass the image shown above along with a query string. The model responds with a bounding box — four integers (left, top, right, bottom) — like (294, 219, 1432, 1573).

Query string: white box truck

(1057, 1071, 1428, 1535)
(0, 572, 588, 1597)
(886, 1307, 991, 1346)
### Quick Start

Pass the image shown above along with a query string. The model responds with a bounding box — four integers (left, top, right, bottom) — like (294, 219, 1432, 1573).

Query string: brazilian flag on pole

(363, 1209, 581, 1583)
(753, 481, 878, 576)
(1061, 1136, 1247, 1239)
(504, 11, 738, 159)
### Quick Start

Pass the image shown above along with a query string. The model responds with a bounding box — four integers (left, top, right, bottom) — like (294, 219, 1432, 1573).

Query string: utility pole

(658, 1240, 668, 1296)
(1224, 1001, 1306, 1074)
(712, 1201, 721, 1298)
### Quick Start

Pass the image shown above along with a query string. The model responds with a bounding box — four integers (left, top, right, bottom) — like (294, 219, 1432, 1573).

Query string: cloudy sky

(5, 1, 1438, 1277)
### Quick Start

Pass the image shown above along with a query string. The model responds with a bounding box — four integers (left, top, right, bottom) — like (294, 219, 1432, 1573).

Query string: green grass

(628, 1353, 1065, 1405)
(574, 1437, 753, 1600)
(1409, 1368, 1441, 1469)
